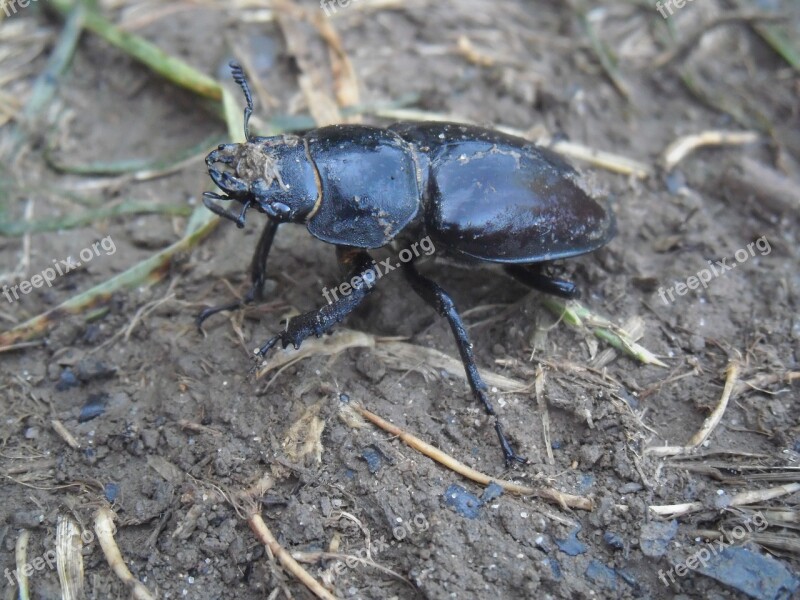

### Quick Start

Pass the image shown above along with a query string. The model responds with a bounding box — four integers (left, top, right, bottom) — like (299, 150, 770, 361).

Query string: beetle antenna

(229, 61, 253, 141)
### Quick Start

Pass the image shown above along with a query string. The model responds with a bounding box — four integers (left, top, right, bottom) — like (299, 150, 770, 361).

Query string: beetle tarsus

(504, 264, 580, 299)
(255, 333, 282, 357)
(402, 261, 527, 466)
(495, 419, 528, 466)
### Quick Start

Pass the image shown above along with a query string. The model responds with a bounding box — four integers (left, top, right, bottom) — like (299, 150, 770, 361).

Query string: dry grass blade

(249, 513, 340, 600)
(661, 130, 759, 171)
(256, 330, 528, 391)
(56, 514, 85, 600)
(548, 138, 651, 178)
(312, 12, 360, 110)
(688, 360, 739, 447)
(695, 529, 800, 555)
(535, 365, 555, 465)
(94, 507, 155, 600)
(0, 219, 216, 348)
(51, 419, 80, 449)
(256, 329, 375, 380)
(649, 482, 800, 518)
(348, 403, 593, 510)
(375, 340, 529, 391)
(646, 360, 740, 457)
(539, 298, 666, 367)
(273, 0, 342, 126)
(14, 529, 31, 600)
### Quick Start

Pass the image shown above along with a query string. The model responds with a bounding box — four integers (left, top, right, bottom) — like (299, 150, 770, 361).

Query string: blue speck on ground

(104, 482, 119, 502)
(546, 557, 562, 579)
(555, 526, 587, 556)
(361, 446, 382, 474)
(640, 519, 678, 558)
(442, 484, 481, 519)
(585, 559, 618, 591)
(578, 473, 594, 493)
(480, 482, 504, 503)
(603, 531, 625, 550)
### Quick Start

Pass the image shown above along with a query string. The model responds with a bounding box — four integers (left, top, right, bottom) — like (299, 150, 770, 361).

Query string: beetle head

(203, 62, 318, 228)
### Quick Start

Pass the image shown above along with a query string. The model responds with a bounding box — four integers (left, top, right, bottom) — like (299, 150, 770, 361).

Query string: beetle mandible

(198, 62, 616, 466)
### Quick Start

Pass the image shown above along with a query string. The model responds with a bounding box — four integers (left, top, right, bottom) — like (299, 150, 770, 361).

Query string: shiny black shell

(305, 125, 420, 248)
(390, 122, 615, 263)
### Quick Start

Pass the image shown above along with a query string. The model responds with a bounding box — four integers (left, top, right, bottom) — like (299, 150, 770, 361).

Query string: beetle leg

(254, 248, 379, 357)
(504, 264, 580, 299)
(401, 261, 527, 467)
(196, 219, 280, 328)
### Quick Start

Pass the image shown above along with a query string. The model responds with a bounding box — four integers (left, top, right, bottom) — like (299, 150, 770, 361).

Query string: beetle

(198, 62, 616, 466)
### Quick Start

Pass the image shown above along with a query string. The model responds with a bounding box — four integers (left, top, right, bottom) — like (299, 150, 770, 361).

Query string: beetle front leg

(255, 248, 378, 357)
(196, 219, 280, 329)
(402, 261, 527, 467)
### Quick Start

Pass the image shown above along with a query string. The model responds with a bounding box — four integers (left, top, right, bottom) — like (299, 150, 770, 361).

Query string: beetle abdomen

(393, 122, 615, 263)
(305, 125, 421, 248)
(428, 142, 615, 263)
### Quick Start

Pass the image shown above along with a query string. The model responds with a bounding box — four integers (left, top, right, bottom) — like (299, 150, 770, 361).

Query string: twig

(688, 361, 739, 447)
(535, 366, 555, 465)
(349, 403, 593, 510)
(15, 530, 31, 600)
(650, 482, 800, 518)
(249, 513, 340, 600)
(51, 419, 80, 449)
(661, 130, 759, 171)
(646, 360, 739, 456)
(94, 507, 155, 600)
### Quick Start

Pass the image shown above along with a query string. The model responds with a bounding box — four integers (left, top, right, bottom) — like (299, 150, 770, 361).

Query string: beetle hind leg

(402, 261, 527, 467)
(504, 264, 580, 299)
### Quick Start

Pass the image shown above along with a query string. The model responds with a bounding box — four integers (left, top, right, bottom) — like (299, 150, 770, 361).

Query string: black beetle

(199, 63, 615, 466)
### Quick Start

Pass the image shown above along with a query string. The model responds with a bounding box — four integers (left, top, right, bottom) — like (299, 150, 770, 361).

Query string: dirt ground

(1, 1, 799, 599)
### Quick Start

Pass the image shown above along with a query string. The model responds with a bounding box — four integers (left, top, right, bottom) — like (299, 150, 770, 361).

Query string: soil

(1, 1, 798, 599)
